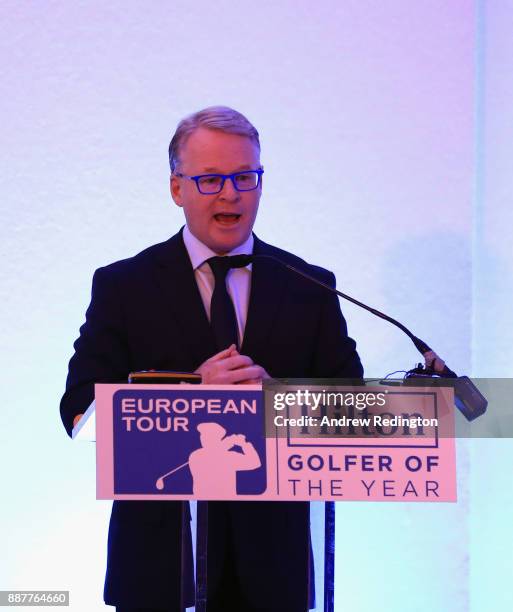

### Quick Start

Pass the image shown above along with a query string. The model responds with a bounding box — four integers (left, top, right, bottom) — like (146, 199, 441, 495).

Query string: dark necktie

(207, 256, 239, 350)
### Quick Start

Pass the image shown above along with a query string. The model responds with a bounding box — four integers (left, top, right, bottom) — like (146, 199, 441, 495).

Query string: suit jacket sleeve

(60, 266, 130, 436)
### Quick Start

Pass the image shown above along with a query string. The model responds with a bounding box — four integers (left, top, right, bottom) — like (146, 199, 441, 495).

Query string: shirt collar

(182, 225, 254, 271)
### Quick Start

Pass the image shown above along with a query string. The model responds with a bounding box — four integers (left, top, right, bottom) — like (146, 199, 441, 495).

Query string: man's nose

(219, 177, 240, 200)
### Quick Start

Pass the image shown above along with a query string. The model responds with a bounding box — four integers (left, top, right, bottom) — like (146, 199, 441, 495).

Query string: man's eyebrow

(200, 165, 255, 173)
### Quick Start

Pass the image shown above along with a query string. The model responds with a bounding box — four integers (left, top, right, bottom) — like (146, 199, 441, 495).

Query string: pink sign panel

(95, 383, 457, 502)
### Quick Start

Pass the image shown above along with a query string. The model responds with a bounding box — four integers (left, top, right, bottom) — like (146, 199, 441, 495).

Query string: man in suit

(61, 106, 363, 611)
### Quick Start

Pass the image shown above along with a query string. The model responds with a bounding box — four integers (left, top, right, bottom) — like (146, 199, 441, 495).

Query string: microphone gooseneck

(246, 253, 457, 378)
(222, 252, 486, 420)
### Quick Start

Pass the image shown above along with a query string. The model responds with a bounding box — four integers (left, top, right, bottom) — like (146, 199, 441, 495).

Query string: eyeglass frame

(173, 168, 264, 194)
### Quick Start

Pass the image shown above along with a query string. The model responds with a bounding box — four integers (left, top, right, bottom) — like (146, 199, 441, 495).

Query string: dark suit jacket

(60, 229, 363, 609)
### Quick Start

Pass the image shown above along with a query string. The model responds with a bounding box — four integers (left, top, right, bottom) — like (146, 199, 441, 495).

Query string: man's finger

(207, 344, 237, 363)
(222, 354, 255, 371)
(228, 365, 266, 383)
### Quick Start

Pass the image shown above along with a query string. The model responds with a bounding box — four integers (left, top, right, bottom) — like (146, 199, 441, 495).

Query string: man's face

(170, 127, 262, 254)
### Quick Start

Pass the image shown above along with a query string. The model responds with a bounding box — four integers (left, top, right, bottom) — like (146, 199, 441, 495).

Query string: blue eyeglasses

(174, 169, 264, 195)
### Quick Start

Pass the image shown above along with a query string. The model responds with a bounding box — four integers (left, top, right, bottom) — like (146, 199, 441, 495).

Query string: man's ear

(170, 175, 183, 207)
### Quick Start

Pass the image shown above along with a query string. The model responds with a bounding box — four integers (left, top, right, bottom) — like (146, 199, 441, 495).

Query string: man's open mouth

(213, 213, 241, 225)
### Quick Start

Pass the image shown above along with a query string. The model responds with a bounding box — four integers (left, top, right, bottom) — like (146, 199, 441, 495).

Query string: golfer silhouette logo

(155, 422, 261, 496)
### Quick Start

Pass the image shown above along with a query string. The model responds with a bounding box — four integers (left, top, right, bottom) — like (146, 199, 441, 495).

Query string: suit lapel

(152, 231, 289, 366)
(241, 236, 289, 357)
(152, 230, 217, 367)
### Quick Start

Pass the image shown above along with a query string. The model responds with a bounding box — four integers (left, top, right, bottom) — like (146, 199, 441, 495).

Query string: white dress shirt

(182, 225, 253, 347)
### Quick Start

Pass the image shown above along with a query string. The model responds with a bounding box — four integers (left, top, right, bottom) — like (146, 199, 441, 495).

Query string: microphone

(228, 252, 487, 420)
(238, 254, 455, 371)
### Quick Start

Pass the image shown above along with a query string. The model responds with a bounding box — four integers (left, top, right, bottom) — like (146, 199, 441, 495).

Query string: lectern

(75, 381, 457, 611)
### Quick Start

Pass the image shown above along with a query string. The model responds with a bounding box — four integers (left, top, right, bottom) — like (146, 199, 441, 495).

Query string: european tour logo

(112, 389, 267, 496)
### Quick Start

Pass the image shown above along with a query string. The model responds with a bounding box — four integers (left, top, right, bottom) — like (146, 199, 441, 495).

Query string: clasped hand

(195, 344, 270, 385)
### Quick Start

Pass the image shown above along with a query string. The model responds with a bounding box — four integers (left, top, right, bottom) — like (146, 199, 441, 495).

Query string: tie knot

(207, 256, 239, 280)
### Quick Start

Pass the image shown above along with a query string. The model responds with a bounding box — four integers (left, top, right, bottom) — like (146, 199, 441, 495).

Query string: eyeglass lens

(197, 171, 260, 194)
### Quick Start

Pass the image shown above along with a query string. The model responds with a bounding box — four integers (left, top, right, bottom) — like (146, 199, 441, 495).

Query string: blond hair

(168, 105, 260, 172)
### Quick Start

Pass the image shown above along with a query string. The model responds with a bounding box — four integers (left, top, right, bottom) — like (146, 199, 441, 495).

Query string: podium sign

(95, 383, 457, 502)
